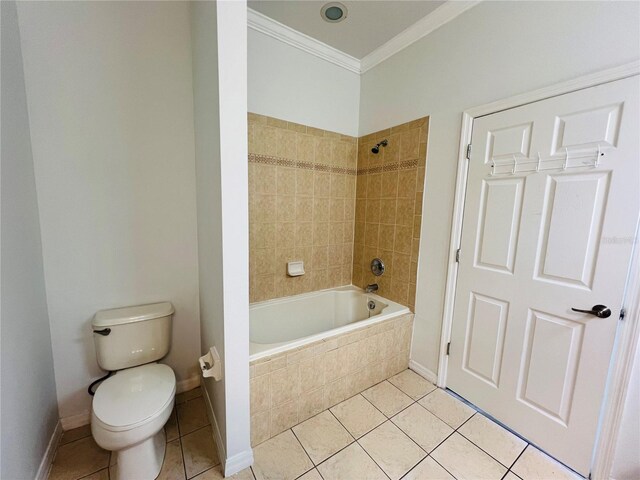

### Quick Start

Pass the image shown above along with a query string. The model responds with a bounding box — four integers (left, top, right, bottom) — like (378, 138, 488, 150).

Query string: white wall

(1, 2, 59, 477)
(192, 1, 252, 474)
(191, 0, 227, 461)
(16, 1, 200, 420)
(248, 28, 360, 136)
(216, 2, 252, 472)
(359, 0, 640, 374)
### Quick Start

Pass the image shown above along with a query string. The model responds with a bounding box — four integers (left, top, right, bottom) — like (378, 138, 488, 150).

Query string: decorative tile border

(357, 159, 419, 175)
(249, 153, 357, 175)
(248, 154, 419, 176)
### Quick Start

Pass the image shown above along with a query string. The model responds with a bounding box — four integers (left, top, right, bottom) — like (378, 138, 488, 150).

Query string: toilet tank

(92, 302, 174, 371)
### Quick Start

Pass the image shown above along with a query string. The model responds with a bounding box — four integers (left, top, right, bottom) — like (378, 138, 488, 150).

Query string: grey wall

(1, 1, 59, 478)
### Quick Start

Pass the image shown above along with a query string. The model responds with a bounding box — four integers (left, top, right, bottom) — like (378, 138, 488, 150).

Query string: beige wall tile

(314, 171, 331, 197)
(276, 129, 297, 159)
(251, 411, 271, 447)
(277, 196, 296, 223)
(296, 169, 314, 196)
(271, 364, 300, 407)
(251, 374, 271, 415)
(295, 223, 313, 247)
(365, 199, 381, 223)
(276, 167, 296, 196)
(254, 165, 276, 195)
(398, 169, 417, 198)
(254, 125, 278, 156)
(270, 401, 298, 437)
(288, 121, 307, 133)
(295, 197, 314, 223)
(352, 118, 428, 311)
(249, 313, 415, 444)
(298, 387, 325, 423)
(254, 195, 277, 223)
(380, 199, 397, 225)
(297, 135, 315, 163)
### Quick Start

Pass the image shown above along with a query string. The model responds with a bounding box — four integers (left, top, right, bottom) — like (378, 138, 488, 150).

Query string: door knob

(571, 305, 611, 318)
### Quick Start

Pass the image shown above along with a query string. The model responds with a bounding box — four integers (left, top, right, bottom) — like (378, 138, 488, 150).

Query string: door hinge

(620, 308, 626, 321)
(455, 249, 460, 263)
(446, 342, 451, 355)
(466, 144, 472, 160)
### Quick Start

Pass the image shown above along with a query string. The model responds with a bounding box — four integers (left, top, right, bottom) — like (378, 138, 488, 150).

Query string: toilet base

(116, 428, 166, 480)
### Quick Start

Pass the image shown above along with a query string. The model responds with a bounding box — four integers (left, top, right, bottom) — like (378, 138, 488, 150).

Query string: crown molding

(247, 8, 361, 74)
(248, 1, 481, 76)
(360, 1, 481, 73)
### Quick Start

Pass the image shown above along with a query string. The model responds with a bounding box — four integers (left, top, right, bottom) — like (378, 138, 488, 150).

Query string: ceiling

(247, 1, 446, 59)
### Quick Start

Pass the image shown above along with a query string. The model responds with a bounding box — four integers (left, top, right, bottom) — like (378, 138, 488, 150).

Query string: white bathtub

(249, 286, 410, 361)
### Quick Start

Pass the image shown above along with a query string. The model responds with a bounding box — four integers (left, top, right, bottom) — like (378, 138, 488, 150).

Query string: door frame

(438, 60, 640, 478)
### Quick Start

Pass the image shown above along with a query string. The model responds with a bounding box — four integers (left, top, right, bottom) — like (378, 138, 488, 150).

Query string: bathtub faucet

(366, 283, 379, 293)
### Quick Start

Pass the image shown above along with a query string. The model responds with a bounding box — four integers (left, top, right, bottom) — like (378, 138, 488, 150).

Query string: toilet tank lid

(92, 302, 174, 328)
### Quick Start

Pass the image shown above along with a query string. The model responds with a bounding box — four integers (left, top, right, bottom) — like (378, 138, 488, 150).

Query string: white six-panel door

(447, 76, 639, 476)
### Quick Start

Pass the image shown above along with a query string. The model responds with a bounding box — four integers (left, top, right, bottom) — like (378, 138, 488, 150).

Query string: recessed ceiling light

(321, 2, 347, 23)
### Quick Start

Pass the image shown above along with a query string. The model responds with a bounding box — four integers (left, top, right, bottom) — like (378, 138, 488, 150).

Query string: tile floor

(47, 387, 251, 480)
(48, 370, 583, 480)
(250, 369, 584, 480)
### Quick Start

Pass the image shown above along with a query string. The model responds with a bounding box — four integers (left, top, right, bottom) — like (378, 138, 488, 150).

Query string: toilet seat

(93, 363, 175, 432)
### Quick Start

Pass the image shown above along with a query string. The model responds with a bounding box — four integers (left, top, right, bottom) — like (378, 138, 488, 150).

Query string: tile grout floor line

(287, 375, 529, 480)
(327, 406, 393, 480)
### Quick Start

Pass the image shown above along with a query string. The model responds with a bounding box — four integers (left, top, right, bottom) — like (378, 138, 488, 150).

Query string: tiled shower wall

(352, 118, 429, 311)
(248, 113, 357, 302)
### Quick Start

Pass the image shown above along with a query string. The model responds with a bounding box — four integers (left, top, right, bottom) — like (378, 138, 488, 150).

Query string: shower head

(371, 139, 388, 154)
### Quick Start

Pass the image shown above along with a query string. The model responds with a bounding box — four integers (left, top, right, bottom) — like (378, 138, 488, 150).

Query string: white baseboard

(224, 449, 254, 477)
(201, 382, 227, 465)
(409, 360, 438, 385)
(201, 379, 254, 476)
(36, 420, 63, 480)
(177, 374, 201, 394)
(60, 411, 91, 430)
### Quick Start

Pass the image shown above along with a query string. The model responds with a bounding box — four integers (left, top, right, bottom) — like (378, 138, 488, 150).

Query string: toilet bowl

(89, 302, 176, 480)
(92, 363, 176, 480)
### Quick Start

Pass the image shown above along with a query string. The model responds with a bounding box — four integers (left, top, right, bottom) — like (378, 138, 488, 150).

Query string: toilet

(90, 302, 176, 480)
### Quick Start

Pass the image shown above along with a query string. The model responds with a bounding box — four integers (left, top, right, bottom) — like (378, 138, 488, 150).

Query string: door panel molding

(438, 61, 640, 479)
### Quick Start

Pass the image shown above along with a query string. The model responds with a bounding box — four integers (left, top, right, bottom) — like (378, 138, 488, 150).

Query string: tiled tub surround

(249, 313, 414, 446)
(352, 117, 429, 311)
(248, 113, 358, 303)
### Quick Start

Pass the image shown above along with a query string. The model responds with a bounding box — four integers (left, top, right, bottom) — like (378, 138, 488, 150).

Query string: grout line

(507, 445, 529, 472)
(76, 466, 110, 480)
(329, 394, 386, 439)
(289, 427, 317, 476)
(351, 424, 391, 480)
(178, 421, 211, 439)
(292, 412, 358, 471)
(455, 418, 527, 469)
(389, 402, 459, 455)
(430, 455, 460, 479)
(179, 435, 189, 480)
(505, 469, 525, 480)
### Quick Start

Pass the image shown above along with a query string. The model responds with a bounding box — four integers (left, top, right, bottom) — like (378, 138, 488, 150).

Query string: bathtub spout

(366, 283, 379, 293)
